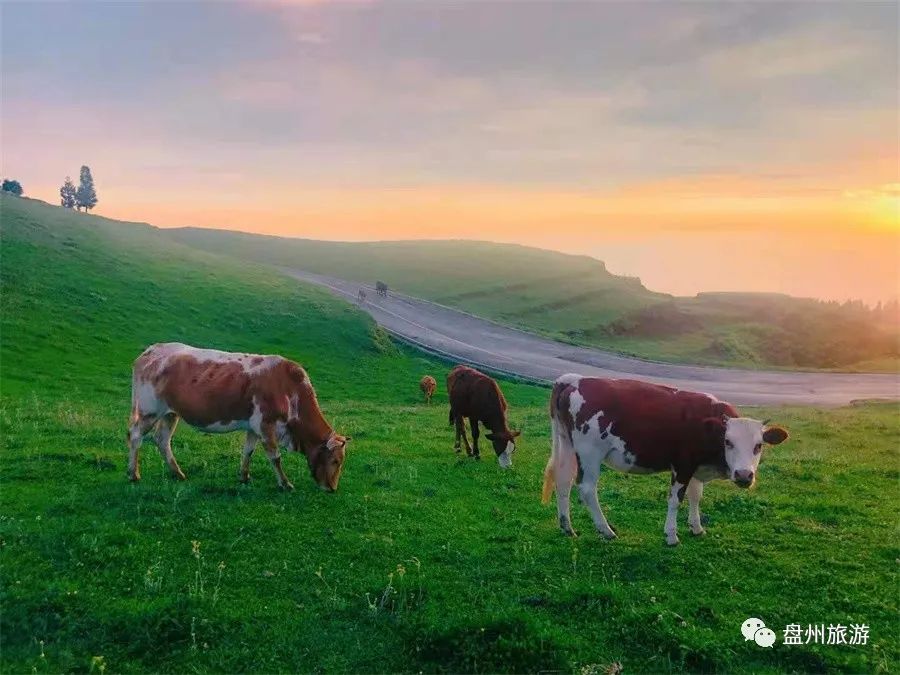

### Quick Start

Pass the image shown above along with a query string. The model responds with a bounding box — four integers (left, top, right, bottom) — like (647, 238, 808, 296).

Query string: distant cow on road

(375, 281, 388, 297)
(128, 343, 351, 491)
(447, 365, 520, 468)
(543, 374, 788, 545)
(357, 288, 367, 305)
(420, 375, 436, 403)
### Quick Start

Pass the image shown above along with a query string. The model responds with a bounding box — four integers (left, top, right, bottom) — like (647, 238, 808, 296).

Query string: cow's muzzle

(733, 470, 754, 488)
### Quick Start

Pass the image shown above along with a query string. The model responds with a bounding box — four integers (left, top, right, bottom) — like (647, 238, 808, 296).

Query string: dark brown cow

(447, 365, 520, 468)
(420, 375, 437, 403)
(542, 374, 788, 545)
(128, 343, 350, 491)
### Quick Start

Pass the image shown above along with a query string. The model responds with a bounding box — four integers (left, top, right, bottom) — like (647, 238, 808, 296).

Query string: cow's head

(704, 416, 788, 488)
(306, 433, 351, 492)
(486, 429, 521, 468)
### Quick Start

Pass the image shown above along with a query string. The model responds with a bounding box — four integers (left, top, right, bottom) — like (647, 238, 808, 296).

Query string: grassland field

(1, 195, 898, 673)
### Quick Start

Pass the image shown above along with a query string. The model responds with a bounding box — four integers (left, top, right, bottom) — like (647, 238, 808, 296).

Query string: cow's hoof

(599, 529, 617, 540)
(690, 526, 706, 537)
(666, 534, 680, 546)
(129, 473, 141, 482)
(280, 482, 295, 492)
(238, 476, 251, 485)
(173, 471, 187, 481)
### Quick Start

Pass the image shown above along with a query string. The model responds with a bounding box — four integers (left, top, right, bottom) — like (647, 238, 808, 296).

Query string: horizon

(2, 1, 898, 304)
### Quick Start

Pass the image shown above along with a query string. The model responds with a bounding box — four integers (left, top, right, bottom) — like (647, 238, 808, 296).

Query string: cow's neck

(296, 402, 333, 453)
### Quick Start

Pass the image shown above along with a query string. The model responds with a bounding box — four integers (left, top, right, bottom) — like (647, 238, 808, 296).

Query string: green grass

(165, 227, 900, 373)
(2, 195, 898, 673)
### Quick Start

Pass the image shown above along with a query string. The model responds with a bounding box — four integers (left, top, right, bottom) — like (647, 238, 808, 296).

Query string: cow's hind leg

(687, 478, 706, 536)
(577, 459, 617, 540)
(127, 414, 159, 482)
(154, 413, 186, 480)
(262, 424, 293, 491)
(239, 431, 258, 483)
(455, 416, 473, 456)
(554, 442, 579, 537)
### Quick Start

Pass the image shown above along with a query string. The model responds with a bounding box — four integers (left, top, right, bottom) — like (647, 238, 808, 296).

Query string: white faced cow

(542, 374, 788, 545)
(128, 343, 350, 491)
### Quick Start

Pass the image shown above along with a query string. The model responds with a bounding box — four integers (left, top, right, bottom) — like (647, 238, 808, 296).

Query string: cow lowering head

(281, 421, 350, 491)
(306, 433, 351, 492)
(485, 429, 521, 468)
(704, 416, 788, 487)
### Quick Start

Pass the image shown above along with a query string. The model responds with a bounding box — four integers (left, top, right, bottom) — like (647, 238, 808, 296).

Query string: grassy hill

(1, 194, 897, 673)
(167, 227, 900, 372)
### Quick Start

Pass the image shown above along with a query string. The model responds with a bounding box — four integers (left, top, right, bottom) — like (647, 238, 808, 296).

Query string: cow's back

(447, 365, 506, 420)
(553, 376, 737, 469)
(133, 343, 295, 428)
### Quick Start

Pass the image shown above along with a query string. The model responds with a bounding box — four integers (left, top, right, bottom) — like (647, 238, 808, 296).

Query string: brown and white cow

(542, 374, 788, 545)
(420, 375, 437, 404)
(447, 365, 520, 468)
(128, 343, 350, 491)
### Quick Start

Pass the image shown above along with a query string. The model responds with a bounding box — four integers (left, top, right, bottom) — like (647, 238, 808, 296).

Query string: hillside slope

(167, 226, 899, 371)
(1, 195, 897, 673)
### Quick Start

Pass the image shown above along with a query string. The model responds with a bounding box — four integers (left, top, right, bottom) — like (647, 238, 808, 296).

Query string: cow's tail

(542, 384, 565, 505)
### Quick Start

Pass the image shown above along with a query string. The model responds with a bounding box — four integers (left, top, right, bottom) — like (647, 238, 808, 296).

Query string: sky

(2, 0, 898, 303)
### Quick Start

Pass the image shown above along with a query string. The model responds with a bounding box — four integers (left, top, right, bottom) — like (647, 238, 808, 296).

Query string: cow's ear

(485, 432, 497, 441)
(702, 417, 726, 436)
(763, 426, 788, 445)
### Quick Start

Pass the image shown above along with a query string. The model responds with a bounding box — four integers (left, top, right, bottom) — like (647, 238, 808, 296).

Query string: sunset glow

(2, 1, 897, 303)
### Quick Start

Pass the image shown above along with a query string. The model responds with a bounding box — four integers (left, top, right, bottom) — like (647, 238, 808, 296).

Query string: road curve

(285, 269, 899, 407)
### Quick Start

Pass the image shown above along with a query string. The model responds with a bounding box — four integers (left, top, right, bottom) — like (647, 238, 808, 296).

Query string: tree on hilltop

(60, 177, 76, 208)
(75, 165, 97, 211)
(1, 179, 23, 196)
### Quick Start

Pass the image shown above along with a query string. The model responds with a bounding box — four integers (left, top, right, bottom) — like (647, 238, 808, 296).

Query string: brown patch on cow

(550, 381, 576, 443)
(250, 356, 264, 366)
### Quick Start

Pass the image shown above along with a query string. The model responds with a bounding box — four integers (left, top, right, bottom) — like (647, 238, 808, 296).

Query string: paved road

(285, 269, 899, 407)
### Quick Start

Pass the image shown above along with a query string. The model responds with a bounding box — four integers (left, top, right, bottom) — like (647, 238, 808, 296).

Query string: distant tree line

(60, 166, 98, 211)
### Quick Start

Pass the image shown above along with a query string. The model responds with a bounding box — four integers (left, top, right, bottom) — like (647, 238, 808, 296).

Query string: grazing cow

(375, 281, 388, 297)
(357, 288, 367, 305)
(127, 343, 351, 491)
(542, 374, 788, 545)
(447, 365, 520, 468)
(420, 375, 437, 403)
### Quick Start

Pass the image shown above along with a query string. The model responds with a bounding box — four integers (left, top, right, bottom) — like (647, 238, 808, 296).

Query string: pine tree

(60, 177, 76, 208)
(75, 165, 98, 211)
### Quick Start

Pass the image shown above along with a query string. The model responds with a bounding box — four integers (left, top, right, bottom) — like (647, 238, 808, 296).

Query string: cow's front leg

(262, 425, 293, 491)
(239, 431, 259, 483)
(664, 471, 690, 546)
(469, 418, 480, 459)
(687, 478, 706, 536)
(577, 459, 616, 540)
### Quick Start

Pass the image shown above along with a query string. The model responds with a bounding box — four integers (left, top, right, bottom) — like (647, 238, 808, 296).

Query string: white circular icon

(741, 617, 766, 641)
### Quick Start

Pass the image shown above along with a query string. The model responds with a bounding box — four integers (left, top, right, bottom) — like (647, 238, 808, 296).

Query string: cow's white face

(498, 441, 515, 469)
(723, 417, 789, 488)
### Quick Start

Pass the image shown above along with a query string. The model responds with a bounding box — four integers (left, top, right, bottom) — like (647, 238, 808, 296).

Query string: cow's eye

(724, 439, 733, 449)
(754, 443, 762, 454)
